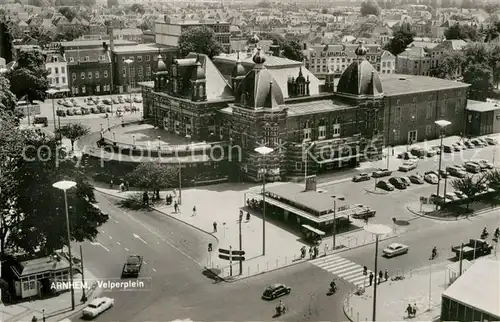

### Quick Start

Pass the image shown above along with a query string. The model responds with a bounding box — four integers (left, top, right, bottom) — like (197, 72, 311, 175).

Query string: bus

(15, 100, 41, 117)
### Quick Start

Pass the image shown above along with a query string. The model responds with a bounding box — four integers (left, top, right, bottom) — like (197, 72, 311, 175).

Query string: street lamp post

(46, 88, 58, 132)
(302, 141, 315, 188)
(255, 146, 274, 256)
(332, 196, 345, 249)
(177, 158, 182, 205)
(124, 59, 133, 111)
(435, 120, 452, 202)
(52, 180, 77, 311)
(364, 224, 392, 322)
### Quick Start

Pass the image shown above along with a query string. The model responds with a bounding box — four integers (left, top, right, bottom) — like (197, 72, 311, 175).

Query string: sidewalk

(344, 252, 500, 322)
(0, 269, 101, 322)
(95, 183, 404, 281)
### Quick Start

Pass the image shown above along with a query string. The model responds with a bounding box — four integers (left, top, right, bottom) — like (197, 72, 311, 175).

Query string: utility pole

(239, 217, 243, 275)
(229, 246, 233, 277)
(80, 245, 86, 303)
(459, 242, 464, 276)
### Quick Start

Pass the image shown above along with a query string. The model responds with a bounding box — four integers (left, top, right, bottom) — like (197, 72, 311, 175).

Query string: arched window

(332, 117, 341, 138)
(198, 84, 204, 97)
(318, 118, 326, 139)
(303, 120, 311, 140)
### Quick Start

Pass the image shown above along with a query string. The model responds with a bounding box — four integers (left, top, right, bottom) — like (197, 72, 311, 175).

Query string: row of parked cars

(56, 104, 139, 117)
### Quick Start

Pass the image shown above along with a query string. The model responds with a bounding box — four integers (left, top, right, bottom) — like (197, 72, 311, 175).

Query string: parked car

(121, 255, 143, 277)
(446, 166, 467, 178)
(124, 97, 132, 103)
(352, 173, 371, 182)
(464, 141, 475, 149)
(106, 106, 112, 113)
(262, 283, 291, 300)
(424, 173, 438, 184)
(464, 162, 481, 173)
(66, 109, 74, 116)
(73, 108, 82, 115)
(443, 145, 453, 153)
(118, 97, 124, 104)
(452, 144, 462, 152)
(400, 177, 411, 186)
(87, 100, 94, 106)
(33, 116, 48, 127)
(410, 147, 426, 158)
(455, 191, 468, 199)
(485, 137, 498, 145)
(425, 149, 437, 157)
(133, 96, 142, 103)
(398, 151, 418, 160)
(383, 243, 409, 257)
(63, 101, 73, 107)
(124, 105, 131, 112)
(102, 99, 111, 105)
(112, 98, 119, 104)
(455, 141, 466, 150)
(445, 192, 460, 202)
(471, 138, 486, 147)
(98, 105, 106, 113)
(429, 193, 444, 204)
(57, 99, 63, 105)
(476, 159, 494, 170)
(430, 146, 441, 154)
(398, 160, 418, 172)
(81, 107, 90, 115)
(376, 180, 394, 191)
(56, 109, 66, 117)
(82, 297, 114, 318)
(372, 168, 392, 178)
(408, 174, 424, 184)
(389, 177, 407, 189)
(90, 107, 98, 114)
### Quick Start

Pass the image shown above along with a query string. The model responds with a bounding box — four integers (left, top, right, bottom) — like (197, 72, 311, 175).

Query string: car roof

(268, 283, 283, 289)
(388, 243, 403, 247)
(89, 297, 109, 305)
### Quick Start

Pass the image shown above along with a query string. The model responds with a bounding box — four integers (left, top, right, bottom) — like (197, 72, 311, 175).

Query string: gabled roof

(185, 53, 233, 100)
(65, 48, 110, 65)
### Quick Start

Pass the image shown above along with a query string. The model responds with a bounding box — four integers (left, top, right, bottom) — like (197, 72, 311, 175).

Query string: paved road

(67, 192, 214, 322)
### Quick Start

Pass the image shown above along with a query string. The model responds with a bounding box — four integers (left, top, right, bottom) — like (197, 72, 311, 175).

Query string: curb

(94, 188, 219, 244)
(406, 204, 500, 222)
(364, 188, 389, 195)
(45, 287, 101, 322)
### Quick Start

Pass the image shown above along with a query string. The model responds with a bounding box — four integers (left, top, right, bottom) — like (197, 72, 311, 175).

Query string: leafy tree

(450, 175, 486, 209)
(384, 23, 415, 56)
(0, 21, 13, 63)
(56, 123, 90, 151)
(178, 26, 224, 58)
(321, 8, 328, 14)
(58, 7, 77, 21)
(130, 4, 145, 14)
(484, 2, 500, 14)
(54, 25, 88, 42)
(261, 32, 285, 46)
(7, 50, 49, 103)
(486, 169, 500, 190)
(444, 23, 480, 41)
(360, 0, 381, 16)
(282, 40, 304, 62)
(429, 51, 465, 79)
(22, 27, 54, 47)
(0, 76, 17, 113)
(107, 0, 118, 7)
(462, 63, 493, 101)
(126, 163, 178, 200)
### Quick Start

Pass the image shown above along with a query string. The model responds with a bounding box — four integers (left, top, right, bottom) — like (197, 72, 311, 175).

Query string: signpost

(219, 247, 245, 276)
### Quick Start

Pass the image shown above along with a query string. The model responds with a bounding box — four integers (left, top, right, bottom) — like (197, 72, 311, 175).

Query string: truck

(451, 238, 493, 259)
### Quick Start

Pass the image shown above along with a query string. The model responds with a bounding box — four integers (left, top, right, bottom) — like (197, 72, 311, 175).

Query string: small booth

(301, 224, 326, 244)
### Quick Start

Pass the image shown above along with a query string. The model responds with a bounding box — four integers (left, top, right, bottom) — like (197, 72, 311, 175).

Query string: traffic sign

(218, 254, 231, 261)
(231, 256, 245, 261)
(208, 243, 213, 252)
(219, 248, 231, 255)
(231, 250, 245, 256)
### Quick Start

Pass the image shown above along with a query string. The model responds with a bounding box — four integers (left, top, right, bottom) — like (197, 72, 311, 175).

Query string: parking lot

(54, 95, 143, 117)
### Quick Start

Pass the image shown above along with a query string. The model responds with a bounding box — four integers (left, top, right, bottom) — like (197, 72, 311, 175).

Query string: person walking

(378, 270, 383, 284)
(142, 191, 149, 206)
(174, 201, 178, 213)
(369, 272, 374, 286)
(309, 247, 313, 259)
(406, 303, 413, 318)
(412, 303, 418, 317)
(192, 206, 196, 216)
(213, 221, 217, 232)
(246, 212, 250, 221)
(384, 268, 389, 281)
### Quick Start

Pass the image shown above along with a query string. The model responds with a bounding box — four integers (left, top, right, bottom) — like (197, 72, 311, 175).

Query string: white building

(45, 53, 68, 90)
(380, 51, 396, 74)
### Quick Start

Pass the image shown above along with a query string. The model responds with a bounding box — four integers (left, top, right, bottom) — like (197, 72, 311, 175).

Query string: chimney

(108, 27, 114, 51)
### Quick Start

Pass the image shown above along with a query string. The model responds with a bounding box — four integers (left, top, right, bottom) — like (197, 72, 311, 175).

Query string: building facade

(66, 45, 112, 96)
(155, 17, 231, 54)
(139, 40, 469, 182)
(396, 47, 431, 76)
(44, 51, 68, 91)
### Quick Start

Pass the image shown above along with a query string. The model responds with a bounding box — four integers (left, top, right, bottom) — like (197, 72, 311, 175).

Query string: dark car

(352, 173, 371, 182)
(262, 283, 291, 300)
(90, 107, 98, 114)
(408, 174, 424, 184)
(443, 145, 453, 153)
(34, 116, 48, 127)
(56, 109, 66, 117)
(121, 255, 143, 278)
(372, 168, 392, 178)
(389, 177, 407, 189)
(376, 180, 394, 191)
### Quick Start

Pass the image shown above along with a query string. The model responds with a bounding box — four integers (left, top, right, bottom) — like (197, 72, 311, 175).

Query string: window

(55, 78, 59, 84)
(69, 57, 74, 62)
(104, 70, 108, 78)
(318, 125, 326, 139)
(54, 67, 59, 74)
(146, 66, 151, 77)
(80, 72, 85, 79)
(122, 66, 126, 77)
(303, 120, 311, 140)
(62, 77, 66, 84)
(61, 67, 65, 74)
(95, 71, 99, 78)
(455, 103, 460, 115)
(72, 73, 76, 81)
(96, 85, 100, 92)
(295, 162, 302, 170)
(440, 104, 446, 117)
(100, 55, 105, 61)
(145, 55, 150, 62)
(84, 56, 89, 61)
(88, 72, 92, 79)
(138, 66, 143, 77)
(47, 67, 51, 73)
(332, 118, 341, 137)
(425, 125, 431, 136)
(137, 56, 142, 62)
(393, 129, 400, 142)
(81, 86, 86, 93)
(426, 103, 432, 119)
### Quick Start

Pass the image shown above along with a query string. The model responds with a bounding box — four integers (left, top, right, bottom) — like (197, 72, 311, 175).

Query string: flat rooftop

(112, 44, 176, 54)
(466, 100, 500, 113)
(266, 183, 342, 214)
(442, 259, 500, 319)
(380, 74, 470, 96)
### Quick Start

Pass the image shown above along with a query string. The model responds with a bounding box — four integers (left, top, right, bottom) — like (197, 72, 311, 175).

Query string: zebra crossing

(309, 254, 372, 288)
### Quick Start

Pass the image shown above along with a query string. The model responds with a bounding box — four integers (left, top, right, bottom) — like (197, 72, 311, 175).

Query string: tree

(360, 0, 381, 16)
(384, 23, 415, 56)
(178, 26, 224, 58)
(107, 0, 118, 7)
(429, 51, 465, 79)
(444, 23, 481, 41)
(261, 32, 285, 47)
(0, 76, 17, 113)
(282, 40, 304, 62)
(484, 2, 500, 14)
(130, 4, 145, 14)
(58, 7, 77, 21)
(321, 8, 328, 14)
(486, 169, 500, 190)
(7, 50, 49, 102)
(462, 63, 493, 101)
(450, 176, 486, 209)
(0, 125, 107, 255)
(54, 25, 88, 42)
(56, 123, 90, 151)
(126, 163, 178, 200)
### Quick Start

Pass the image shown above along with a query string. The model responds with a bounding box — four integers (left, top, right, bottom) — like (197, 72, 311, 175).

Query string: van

(33, 116, 48, 127)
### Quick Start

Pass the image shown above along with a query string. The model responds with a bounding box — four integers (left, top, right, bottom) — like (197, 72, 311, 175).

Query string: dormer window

(69, 57, 74, 62)
(298, 83, 305, 96)
(52, 56, 58, 62)
(303, 120, 311, 141)
(100, 55, 105, 61)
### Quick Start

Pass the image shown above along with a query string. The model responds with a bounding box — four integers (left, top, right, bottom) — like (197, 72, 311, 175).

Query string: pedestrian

(369, 272, 374, 286)
(246, 212, 250, 221)
(309, 247, 313, 259)
(213, 221, 217, 232)
(109, 179, 113, 189)
(384, 268, 389, 281)
(174, 201, 178, 213)
(378, 270, 383, 284)
(406, 303, 413, 318)
(32, 316, 37, 322)
(125, 181, 130, 191)
(143, 191, 149, 206)
(412, 303, 418, 317)
(363, 266, 368, 275)
(313, 246, 318, 258)
(192, 206, 196, 216)
(119, 182, 125, 192)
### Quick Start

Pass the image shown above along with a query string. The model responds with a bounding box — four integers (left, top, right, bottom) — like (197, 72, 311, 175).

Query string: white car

(398, 160, 418, 172)
(485, 137, 498, 145)
(383, 243, 409, 257)
(424, 173, 438, 184)
(445, 192, 460, 201)
(82, 297, 114, 318)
